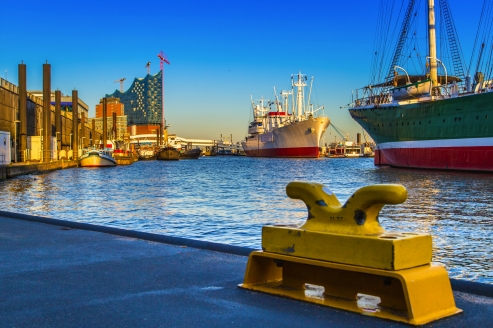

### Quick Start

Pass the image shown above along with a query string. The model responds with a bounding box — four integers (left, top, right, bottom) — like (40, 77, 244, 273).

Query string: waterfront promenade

(0, 160, 78, 180)
(1, 212, 492, 327)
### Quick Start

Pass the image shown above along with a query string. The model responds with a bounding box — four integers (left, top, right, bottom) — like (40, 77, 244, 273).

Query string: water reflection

(0, 157, 491, 284)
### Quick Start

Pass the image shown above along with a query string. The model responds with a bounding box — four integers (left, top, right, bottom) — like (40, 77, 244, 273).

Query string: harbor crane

(329, 123, 348, 144)
(145, 62, 151, 74)
(113, 78, 126, 92)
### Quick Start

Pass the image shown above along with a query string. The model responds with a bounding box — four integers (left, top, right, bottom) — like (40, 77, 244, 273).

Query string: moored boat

(203, 146, 217, 156)
(348, 0, 493, 172)
(242, 72, 330, 158)
(79, 149, 117, 167)
(156, 146, 180, 160)
(138, 148, 155, 160)
(180, 147, 201, 159)
(343, 142, 363, 158)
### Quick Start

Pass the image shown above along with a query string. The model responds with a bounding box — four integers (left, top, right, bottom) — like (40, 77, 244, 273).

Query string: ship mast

(293, 72, 306, 119)
(428, 0, 438, 86)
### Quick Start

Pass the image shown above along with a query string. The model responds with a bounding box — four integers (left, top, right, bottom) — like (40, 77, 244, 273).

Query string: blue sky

(0, 0, 483, 142)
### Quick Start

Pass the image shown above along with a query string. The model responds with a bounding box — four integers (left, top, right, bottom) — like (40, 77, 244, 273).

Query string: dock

(0, 211, 491, 327)
(0, 160, 78, 180)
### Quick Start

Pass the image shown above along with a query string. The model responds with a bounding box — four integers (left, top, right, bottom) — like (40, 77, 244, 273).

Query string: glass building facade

(106, 71, 162, 126)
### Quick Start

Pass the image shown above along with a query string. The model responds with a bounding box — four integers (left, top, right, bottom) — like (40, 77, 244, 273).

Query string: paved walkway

(0, 214, 492, 327)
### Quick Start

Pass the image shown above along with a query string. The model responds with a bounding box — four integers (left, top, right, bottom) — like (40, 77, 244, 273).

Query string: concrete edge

(0, 210, 254, 257)
(1, 210, 492, 298)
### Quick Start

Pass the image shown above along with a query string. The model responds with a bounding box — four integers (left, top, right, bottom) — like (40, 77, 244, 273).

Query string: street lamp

(13, 120, 20, 163)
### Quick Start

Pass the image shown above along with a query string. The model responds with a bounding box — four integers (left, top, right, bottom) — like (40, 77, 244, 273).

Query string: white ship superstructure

(242, 72, 329, 157)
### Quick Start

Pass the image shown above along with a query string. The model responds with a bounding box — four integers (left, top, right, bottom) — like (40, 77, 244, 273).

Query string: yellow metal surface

(240, 251, 462, 325)
(261, 182, 430, 270)
(240, 181, 462, 325)
(286, 181, 407, 235)
(262, 227, 431, 270)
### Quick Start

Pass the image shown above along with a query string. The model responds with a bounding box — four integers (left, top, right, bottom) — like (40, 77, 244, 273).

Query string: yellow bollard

(239, 182, 462, 325)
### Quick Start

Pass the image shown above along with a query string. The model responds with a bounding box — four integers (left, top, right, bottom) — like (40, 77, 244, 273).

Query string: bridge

(129, 134, 244, 152)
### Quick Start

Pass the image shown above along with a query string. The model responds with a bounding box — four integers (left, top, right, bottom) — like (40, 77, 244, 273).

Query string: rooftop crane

(145, 62, 151, 75)
(113, 78, 126, 92)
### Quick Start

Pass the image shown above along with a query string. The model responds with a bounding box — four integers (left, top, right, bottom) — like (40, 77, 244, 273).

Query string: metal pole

(18, 62, 27, 162)
(43, 62, 51, 162)
(102, 98, 107, 149)
(14, 120, 20, 162)
(428, 0, 438, 86)
(56, 132, 60, 158)
(39, 128, 43, 162)
(72, 90, 79, 159)
(55, 90, 61, 157)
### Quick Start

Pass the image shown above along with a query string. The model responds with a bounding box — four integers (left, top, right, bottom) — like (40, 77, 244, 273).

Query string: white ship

(79, 149, 117, 167)
(242, 72, 330, 157)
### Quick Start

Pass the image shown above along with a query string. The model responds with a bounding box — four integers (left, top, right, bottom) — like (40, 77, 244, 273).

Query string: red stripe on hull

(375, 146, 493, 171)
(245, 147, 320, 158)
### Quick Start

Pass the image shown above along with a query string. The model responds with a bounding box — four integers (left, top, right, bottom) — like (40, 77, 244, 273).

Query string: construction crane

(157, 50, 171, 141)
(329, 123, 348, 144)
(145, 62, 151, 75)
(113, 78, 126, 92)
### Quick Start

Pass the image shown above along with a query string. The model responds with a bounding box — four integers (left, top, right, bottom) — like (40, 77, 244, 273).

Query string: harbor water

(1, 156, 491, 284)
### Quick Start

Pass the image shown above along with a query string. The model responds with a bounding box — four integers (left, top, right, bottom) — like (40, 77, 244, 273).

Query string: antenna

(145, 62, 151, 74)
(113, 78, 126, 92)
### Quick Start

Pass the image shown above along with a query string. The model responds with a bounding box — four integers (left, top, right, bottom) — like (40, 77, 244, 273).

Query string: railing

(352, 86, 393, 108)
(351, 82, 476, 108)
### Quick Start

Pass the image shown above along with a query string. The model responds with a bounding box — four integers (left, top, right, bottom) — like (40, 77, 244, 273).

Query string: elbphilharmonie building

(106, 71, 162, 126)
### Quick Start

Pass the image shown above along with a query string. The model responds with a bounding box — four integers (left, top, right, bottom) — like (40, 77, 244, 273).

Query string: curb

(0, 210, 253, 257)
(1, 210, 492, 297)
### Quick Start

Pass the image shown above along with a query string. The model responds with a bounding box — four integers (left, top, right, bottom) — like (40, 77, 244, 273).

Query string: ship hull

(375, 139, 493, 171)
(79, 152, 117, 167)
(180, 148, 202, 159)
(349, 91, 493, 171)
(156, 148, 180, 160)
(241, 117, 329, 158)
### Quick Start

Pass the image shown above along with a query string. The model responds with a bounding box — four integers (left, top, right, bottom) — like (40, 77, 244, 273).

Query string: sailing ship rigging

(348, 0, 493, 171)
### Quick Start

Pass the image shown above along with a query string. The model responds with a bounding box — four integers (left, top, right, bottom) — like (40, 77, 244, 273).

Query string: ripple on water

(0, 157, 491, 284)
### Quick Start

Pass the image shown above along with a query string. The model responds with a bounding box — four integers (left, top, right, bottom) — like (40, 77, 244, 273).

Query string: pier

(0, 211, 492, 327)
(0, 69, 104, 165)
(0, 160, 77, 180)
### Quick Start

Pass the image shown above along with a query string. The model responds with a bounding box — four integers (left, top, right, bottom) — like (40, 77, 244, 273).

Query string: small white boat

(79, 149, 117, 167)
(390, 78, 431, 100)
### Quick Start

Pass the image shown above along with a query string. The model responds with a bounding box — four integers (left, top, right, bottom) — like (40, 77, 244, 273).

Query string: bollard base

(239, 251, 462, 325)
(262, 225, 432, 270)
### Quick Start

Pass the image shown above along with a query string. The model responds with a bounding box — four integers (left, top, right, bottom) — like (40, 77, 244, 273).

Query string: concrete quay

(0, 211, 492, 327)
(0, 160, 78, 180)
